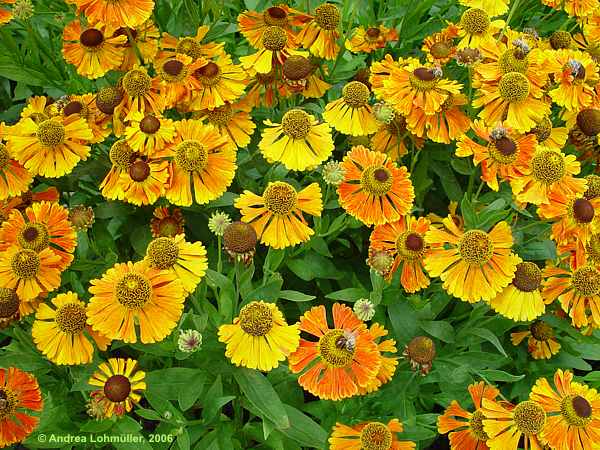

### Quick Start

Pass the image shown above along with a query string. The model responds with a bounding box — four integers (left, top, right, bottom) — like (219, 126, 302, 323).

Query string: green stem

(331, 7, 358, 78)
(125, 28, 144, 66)
(217, 235, 223, 273)
(498, 0, 522, 41)
(473, 181, 484, 200)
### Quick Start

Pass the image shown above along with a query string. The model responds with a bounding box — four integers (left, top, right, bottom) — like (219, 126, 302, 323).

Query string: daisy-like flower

(259, 109, 334, 171)
(281, 54, 331, 97)
(240, 25, 301, 74)
(245, 68, 283, 108)
(473, 70, 550, 133)
(511, 319, 561, 360)
(0, 245, 62, 301)
(60, 93, 112, 144)
(0, 134, 32, 201)
(124, 111, 175, 156)
(7, 115, 93, 178)
(422, 24, 460, 65)
(0, 288, 20, 329)
(322, 160, 345, 186)
(116, 66, 165, 120)
(238, 5, 310, 49)
(95, 86, 125, 134)
(547, 49, 599, 111)
(73, 0, 154, 29)
(218, 300, 300, 372)
(235, 181, 322, 249)
(87, 261, 185, 343)
(113, 20, 160, 71)
(345, 24, 398, 54)
(457, 8, 505, 49)
(19, 95, 59, 123)
(510, 148, 587, 205)
(288, 303, 382, 401)
(383, 61, 463, 117)
(531, 369, 600, 450)
(542, 260, 600, 329)
(357, 323, 398, 395)
(407, 93, 471, 144)
(437, 382, 501, 450)
(424, 218, 521, 303)
(0, 0, 15, 25)
(223, 221, 258, 264)
(155, 54, 207, 111)
(118, 156, 169, 206)
(369, 216, 432, 293)
(0, 367, 43, 448)
(178, 329, 202, 353)
(338, 146, 415, 226)
(150, 206, 185, 238)
(490, 261, 546, 321)
(99, 139, 135, 201)
(62, 20, 127, 79)
(329, 419, 416, 450)
(323, 81, 379, 136)
(143, 234, 207, 293)
(481, 399, 547, 450)
(189, 56, 247, 110)
(297, 3, 341, 60)
(69, 205, 94, 231)
(165, 120, 235, 207)
(0, 201, 77, 271)
(459, 0, 509, 16)
(194, 99, 257, 151)
(160, 26, 225, 62)
(538, 191, 600, 248)
(31, 292, 109, 365)
(528, 116, 568, 151)
(207, 210, 232, 236)
(456, 121, 536, 191)
(88, 358, 146, 418)
(371, 112, 424, 161)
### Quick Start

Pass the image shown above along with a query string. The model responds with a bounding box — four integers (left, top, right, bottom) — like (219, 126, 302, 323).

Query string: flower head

(208, 211, 232, 236)
(178, 329, 203, 353)
(353, 298, 376, 321)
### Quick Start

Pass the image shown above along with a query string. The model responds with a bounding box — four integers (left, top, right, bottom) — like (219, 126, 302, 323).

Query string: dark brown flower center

(163, 59, 184, 76)
(573, 395, 592, 418)
(128, 160, 151, 182)
(405, 233, 424, 252)
(577, 109, 600, 136)
(103, 375, 131, 402)
(413, 67, 435, 81)
(80, 28, 104, 47)
(373, 168, 389, 182)
(139, 115, 161, 134)
(494, 136, 517, 156)
(366, 27, 381, 38)
(573, 198, 595, 223)
(196, 62, 219, 78)
(63, 101, 83, 116)
(267, 6, 286, 19)
(512, 262, 542, 292)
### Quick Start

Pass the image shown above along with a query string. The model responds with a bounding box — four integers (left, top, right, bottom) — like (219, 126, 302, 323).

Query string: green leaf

(279, 290, 316, 302)
(387, 300, 418, 344)
(477, 369, 525, 382)
(419, 320, 455, 343)
(146, 368, 205, 401)
(468, 328, 508, 357)
(325, 287, 368, 301)
(287, 253, 343, 281)
(233, 368, 290, 429)
(460, 195, 477, 230)
(278, 405, 328, 449)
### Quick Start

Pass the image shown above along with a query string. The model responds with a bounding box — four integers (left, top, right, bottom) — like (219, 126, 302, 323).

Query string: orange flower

(73, 0, 155, 29)
(238, 5, 310, 49)
(118, 156, 169, 206)
(188, 56, 248, 111)
(60, 93, 112, 144)
(111, 20, 160, 71)
(345, 25, 398, 53)
(369, 216, 432, 293)
(407, 93, 471, 144)
(456, 121, 536, 191)
(437, 381, 501, 450)
(0, 127, 32, 201)
(422, 24, 460, 65)
(511, 320, 561, 360)
(370, 112, 424, 161)
(0, 201, 76, 271)
(0, 0, 15, 25)
(510, 149, 587, 205)
(115, 67, 164, 120)
(155, 54, 207, 110)
(542, 259, 600, 329)
(329, 419, 415, 450)
(338, 146, 414, 226)
(288, 303, 382, 401)
(160, 26, 225, 62)
(424, 219, 520, 303)
(62, 20, 127, 79)
(239, 26, 302, 75)
(357, 323, 398, 395)
(546, 49, 599, 111)
(150, 206, 185, 238)
(0, 367, 43, 448)
(194, 99, 257, 151)
(481, 399, 546, 450)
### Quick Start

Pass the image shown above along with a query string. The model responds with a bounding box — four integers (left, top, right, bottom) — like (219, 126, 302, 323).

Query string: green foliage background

(1, 0, 599, 449)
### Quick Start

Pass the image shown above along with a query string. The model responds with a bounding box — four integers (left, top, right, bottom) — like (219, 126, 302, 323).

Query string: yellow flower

(323, 81, 379, 136)
(218, 301, 300, 371)
(490, 262, 546, 321)
(235, 181, 322, 249)
(124, 111, 175, 156)
(259, 109, 334, 171)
